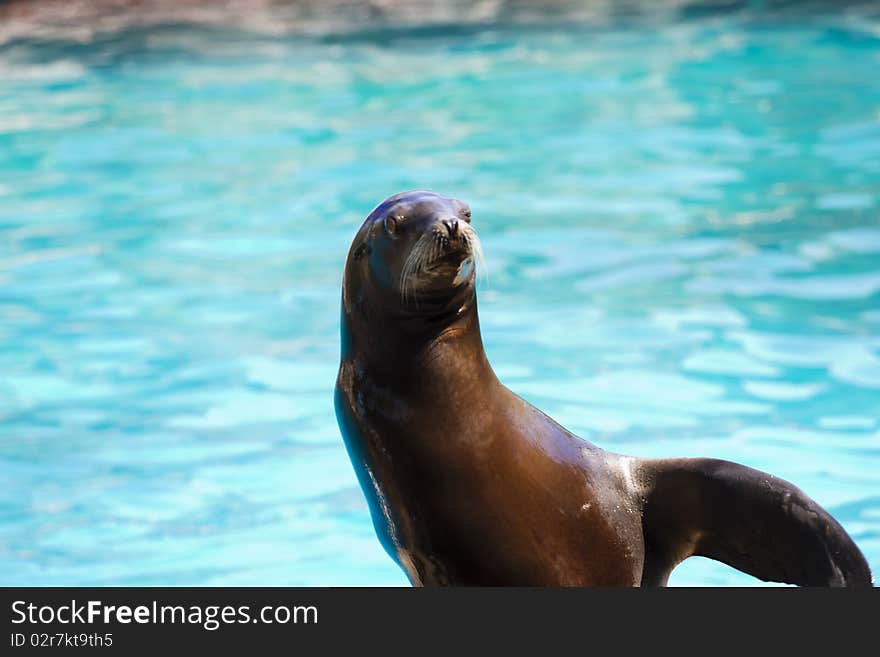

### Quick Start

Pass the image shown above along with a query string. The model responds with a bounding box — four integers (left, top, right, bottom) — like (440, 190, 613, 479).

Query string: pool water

(1, 6, 879, 586)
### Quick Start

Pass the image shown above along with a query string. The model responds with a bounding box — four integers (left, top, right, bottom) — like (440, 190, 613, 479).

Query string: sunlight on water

(1, 5, 878, 586)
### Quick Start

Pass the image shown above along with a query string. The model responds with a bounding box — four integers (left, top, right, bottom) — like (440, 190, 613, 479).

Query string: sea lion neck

(341, 290, 493, 388)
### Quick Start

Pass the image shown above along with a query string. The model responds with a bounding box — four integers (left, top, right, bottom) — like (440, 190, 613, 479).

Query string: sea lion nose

(442, 219, 459, 237)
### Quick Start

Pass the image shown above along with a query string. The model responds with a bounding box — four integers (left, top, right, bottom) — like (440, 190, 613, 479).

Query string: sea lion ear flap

(353, 242, 371, 260)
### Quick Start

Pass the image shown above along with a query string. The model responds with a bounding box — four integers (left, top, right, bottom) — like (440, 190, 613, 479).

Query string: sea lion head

(343, 190, 482, 321)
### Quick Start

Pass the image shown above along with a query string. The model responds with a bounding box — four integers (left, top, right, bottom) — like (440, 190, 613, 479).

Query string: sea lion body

(338, 331, 643, 585)
(335, 190, 873, 587)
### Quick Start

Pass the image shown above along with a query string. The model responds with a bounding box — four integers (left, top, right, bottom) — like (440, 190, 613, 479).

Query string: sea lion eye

(462, 209, 472, 223)
(384, 216, 397, 235)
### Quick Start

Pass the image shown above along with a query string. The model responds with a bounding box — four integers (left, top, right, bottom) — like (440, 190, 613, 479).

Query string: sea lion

(335, 190, 873, 587)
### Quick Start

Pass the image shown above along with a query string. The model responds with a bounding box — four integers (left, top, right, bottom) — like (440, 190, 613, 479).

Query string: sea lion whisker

(400, 223, 483, 304)
(461, 224, 487, 287)
(400, 231, 436, 303)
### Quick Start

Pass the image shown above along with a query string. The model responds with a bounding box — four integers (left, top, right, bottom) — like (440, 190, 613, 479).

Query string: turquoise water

(1, 8, 879, 586)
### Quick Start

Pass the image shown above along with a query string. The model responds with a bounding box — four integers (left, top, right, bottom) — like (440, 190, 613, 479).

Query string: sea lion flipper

(638, 458, 873, 587)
